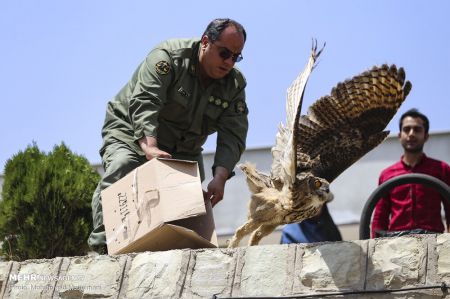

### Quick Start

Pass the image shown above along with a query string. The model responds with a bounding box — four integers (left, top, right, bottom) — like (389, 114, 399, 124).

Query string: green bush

(0, 143, 99, 260)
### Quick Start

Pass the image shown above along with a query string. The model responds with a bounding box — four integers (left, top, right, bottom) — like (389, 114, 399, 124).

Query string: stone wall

(1, 234, 450, 298)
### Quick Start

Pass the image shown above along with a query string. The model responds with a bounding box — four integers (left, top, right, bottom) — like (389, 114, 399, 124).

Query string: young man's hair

(399, 108, 430, 134)
(203, 18, 247, 42)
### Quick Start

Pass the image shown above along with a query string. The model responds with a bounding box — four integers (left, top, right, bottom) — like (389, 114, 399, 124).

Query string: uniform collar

(189, 41, 201, 76)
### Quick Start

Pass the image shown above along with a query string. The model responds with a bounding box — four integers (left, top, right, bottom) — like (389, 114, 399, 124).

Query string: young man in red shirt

(371, 108, 450, 238)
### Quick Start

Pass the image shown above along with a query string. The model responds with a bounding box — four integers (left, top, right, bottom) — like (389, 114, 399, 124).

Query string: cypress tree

(0, 143, 99, 260)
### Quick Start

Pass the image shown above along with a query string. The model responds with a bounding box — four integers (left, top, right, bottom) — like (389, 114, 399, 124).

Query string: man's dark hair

(203, 18, 247, 42)
(399, 108, 430, 134)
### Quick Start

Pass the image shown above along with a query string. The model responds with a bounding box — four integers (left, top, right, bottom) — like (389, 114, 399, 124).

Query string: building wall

(1, 132, 449, 241)
(202, 131, 450, 239)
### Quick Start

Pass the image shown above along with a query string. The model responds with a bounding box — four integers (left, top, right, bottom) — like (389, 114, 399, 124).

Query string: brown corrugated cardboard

(101, 158, 218, 255)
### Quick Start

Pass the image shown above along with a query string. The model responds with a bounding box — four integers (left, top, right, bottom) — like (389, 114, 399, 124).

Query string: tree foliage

(0, 143, 99, 260)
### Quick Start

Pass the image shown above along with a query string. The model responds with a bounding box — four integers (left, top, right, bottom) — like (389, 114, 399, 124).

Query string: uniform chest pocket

(171, 92, 189, 108)
(203, 104, 225, 135)
(160, 92, 190, 122)
(204, 103, 224, 120)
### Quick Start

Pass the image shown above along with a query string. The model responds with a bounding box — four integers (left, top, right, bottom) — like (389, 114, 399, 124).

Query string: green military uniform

(88, 38, 248, 248)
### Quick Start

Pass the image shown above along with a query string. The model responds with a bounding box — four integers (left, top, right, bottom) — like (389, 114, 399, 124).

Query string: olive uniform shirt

(100, 38, 248, 179)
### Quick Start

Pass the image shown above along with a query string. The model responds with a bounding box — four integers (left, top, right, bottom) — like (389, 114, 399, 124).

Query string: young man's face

(399, 116, 429, 153)
(199, 26, 245, 80)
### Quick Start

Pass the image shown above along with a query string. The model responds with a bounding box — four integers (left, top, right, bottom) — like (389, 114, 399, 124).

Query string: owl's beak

(325, 191, 334, 203)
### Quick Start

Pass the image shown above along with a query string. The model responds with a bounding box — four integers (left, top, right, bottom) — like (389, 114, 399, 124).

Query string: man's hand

(138, 136, 171, 160)
(206, 166, 229, 207)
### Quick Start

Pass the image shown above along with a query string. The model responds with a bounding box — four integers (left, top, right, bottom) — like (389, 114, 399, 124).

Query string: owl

(228, 42, 412, 247)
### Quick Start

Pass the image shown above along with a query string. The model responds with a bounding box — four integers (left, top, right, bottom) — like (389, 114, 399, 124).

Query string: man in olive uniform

(88, 18, 249, 252)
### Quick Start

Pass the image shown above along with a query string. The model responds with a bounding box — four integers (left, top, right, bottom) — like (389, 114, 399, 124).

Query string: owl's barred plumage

(228, 42, 412, 248)
(298, 64, 411, 183)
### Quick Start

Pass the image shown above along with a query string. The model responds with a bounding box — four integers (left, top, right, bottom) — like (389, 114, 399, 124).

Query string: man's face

(399, 116, 429, 153)
(199, 26, 245, 80)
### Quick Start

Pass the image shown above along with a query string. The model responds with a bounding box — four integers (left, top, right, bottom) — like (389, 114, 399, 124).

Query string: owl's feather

(271, 41, 324, 185)
(228, 42, 411, 248)
(298, 64, 411, 182)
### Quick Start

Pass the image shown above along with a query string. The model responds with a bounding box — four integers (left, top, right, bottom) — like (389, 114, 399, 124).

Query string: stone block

(53, 254, 126, 298)
(181, 248, 238, 299)
(234, 245, 291, 297)
(5, 258, 62, 299)
(293, 240, 367, 293)
(125, 250, 190, 299)
(366, 236, 427, 290)
(0, 261, 12, 297)
(435, 233, 450, 283)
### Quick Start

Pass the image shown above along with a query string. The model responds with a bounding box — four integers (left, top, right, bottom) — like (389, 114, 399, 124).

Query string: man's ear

(201, 35, 208, 49)
(398, 132, 401, 139)
(424, 132, 429, 142)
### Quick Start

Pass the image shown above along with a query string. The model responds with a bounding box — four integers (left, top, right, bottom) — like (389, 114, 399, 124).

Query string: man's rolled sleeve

(129, 49, 174, 142)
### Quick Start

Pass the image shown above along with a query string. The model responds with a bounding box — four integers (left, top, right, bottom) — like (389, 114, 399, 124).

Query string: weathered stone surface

(435, 234, 450, 281)
(1, 236, 448, 298)
(294, 241, 367, 292)
(366, 236, 427, 290)
(237, 245, 289, 297)
(53, 255, 124, 299)
(357, 289, 444, 299)
(0, 261, 12, 296)
(422, 235, 439, 285)
(126, 250, 190, 299)
(182, 249, 236, 299)
(5, 258, 62, 299)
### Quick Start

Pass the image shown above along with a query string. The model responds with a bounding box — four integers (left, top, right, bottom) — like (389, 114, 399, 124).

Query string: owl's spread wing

(297, 64, 412, 183)
(271, 42, 323, 185)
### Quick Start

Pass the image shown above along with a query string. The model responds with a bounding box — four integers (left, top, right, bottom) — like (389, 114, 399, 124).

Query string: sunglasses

(212, 42, 243, 63)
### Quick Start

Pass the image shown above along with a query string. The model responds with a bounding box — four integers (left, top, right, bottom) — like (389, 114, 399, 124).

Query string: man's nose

(223, 57, 234, 66)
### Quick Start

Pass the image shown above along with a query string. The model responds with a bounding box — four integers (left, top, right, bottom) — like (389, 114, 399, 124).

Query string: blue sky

(1, 0, 449, 172)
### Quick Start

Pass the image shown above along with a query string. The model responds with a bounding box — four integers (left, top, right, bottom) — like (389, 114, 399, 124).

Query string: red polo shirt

(371, 154, 450, 237)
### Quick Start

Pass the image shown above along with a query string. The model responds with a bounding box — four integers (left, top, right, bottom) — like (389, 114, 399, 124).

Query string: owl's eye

(314, 179, 322, 188)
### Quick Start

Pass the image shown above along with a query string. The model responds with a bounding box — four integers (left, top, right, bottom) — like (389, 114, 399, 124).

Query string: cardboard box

(102, 158, 218, 255)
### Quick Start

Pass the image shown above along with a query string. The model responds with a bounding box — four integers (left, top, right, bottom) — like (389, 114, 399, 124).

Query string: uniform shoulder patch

(235, 101, 247, 114)
(155, 61, 171, 75)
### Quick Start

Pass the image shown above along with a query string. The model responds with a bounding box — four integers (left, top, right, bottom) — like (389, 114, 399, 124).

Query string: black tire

(359, 173, 450, 240)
